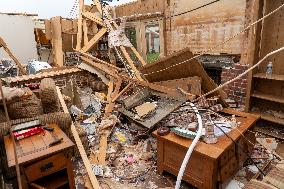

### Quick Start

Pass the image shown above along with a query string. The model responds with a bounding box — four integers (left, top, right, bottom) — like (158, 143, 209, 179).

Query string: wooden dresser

(153, 109, 259, 189)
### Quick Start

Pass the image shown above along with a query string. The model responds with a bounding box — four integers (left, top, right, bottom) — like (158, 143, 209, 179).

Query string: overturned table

(153, 109, 260, 189)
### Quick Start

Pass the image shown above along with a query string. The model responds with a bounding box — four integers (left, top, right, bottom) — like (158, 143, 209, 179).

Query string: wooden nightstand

(4, 124, 75, 189)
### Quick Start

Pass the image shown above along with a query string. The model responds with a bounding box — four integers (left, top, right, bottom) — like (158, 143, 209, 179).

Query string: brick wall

(221, 64, 249, 107)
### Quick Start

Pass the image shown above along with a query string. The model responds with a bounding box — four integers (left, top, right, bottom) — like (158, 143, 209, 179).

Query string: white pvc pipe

(175, 102, 203, 189)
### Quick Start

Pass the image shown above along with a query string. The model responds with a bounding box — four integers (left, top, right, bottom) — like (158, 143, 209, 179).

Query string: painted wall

(165, 0, 246, 55)
(0, 14, 38, 64)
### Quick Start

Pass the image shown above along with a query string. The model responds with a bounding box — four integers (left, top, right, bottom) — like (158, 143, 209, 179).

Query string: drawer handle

(40, 162, 54, 172)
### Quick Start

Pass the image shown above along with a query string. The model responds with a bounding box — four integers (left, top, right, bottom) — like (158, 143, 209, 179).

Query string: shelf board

(253, 73, 284, 81)
(251, 92, 284, 104)
(251, 111, 284, 125)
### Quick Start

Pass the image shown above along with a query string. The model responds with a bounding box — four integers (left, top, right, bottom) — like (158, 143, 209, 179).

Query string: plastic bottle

(266, 61, 273, 75)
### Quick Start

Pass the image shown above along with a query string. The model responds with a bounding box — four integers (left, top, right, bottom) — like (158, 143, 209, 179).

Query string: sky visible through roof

(0, 0, 135, 19)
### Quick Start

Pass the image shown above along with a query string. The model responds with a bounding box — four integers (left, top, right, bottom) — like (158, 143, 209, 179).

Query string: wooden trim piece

(130, 46, 146, 66)
(81, 28, 107, 53)
(111, 82, 133, 102)
(56, 86, 100, 189)
(120, 46, 143, 81)
(83, 19, 88, 45)
(76, 0, 85, 50)
(92, 0, 103, 15)
(105, 79, 114, 116)
(51, 16, 64, 67)
(80, 56, 195, 100)
(82, 12, 104, 26)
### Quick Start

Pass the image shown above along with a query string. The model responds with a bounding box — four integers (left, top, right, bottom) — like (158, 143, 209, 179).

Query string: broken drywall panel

(154, 77, 202, 96)
(0, 14, 38, 65)
(140, 48, 228, 106)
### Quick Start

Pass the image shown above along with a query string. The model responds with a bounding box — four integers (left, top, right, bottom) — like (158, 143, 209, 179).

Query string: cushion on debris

(244, 179, 278, 189)
(263, 167, 284, 189)
(40, 78, 60, 114)
(7, 88, 43, 119)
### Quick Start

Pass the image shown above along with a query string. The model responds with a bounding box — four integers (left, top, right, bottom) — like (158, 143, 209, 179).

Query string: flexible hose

(175, 102, 203, 189)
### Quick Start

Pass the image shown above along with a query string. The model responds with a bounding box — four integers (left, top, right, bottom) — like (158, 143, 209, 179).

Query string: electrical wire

(143, 2, 284, 76)
(175, 102, 203, 189)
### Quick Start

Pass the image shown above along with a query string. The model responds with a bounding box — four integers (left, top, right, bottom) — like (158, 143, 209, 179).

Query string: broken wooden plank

(104, 79, 114, 116)
(50, 17, 64, 67)
(83, 18, 88, 46)
(120, 46, 144, 81)
(97, 133, 108, 165)
(130, 46, 146, 66)
(56, 86, 100, 189)
(81, 28, 107, 53)
(82, 12, 104, 26)
(111, 82, 133, 102)
(76, 0, 85, 50)
(92, 0, 103, 15)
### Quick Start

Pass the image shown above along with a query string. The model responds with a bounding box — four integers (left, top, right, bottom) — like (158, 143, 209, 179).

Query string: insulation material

(40, 78, 60, 114)
(108, 19, 133, 48)
(7, 89, 43, 119)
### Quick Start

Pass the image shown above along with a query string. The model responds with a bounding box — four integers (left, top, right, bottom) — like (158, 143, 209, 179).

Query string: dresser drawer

(24, 153, 67, 182)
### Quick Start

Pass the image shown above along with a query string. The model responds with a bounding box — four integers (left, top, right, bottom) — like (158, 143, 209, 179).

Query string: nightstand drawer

(24, 153, 67, 182)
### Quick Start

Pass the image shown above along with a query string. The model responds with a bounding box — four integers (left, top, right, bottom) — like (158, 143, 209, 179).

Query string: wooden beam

(76, 0, 85, 50)
(97, 133, 108, 165)
(104, 79, 114, 116)
(130, 46, 146, 66)
(120, 46, 144, 81)
(111, 82, 133, 102)
(56, 86, 100, 189)
(80, 56, 195, 101)
(81, 28, 107, 53)
(50, 17, 64, 67)
(83, 19, 88, 46)
(82, 12, 104, 26)
(0, 37, 27, 75)
(92, 0, 103, 15)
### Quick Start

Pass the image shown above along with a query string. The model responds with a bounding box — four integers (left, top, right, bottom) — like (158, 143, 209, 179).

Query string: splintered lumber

(82, 12, 104, 26)
(92, 0, 103, 15)
(56, 86, 100, 189)
(130, 46, 146, 66)
(80, 58, 195, 101)
(97, 133, 108, 165)
(50, 17, 64, 67)
(119, 46, 144, 81)
(104, 79, 114, 116)
(83, 19, 88, 46)
(111, 82, 133, 102)
(81, 28, 107, 53)
(76, 0, 85, 50)
(0, 37, 27, 75)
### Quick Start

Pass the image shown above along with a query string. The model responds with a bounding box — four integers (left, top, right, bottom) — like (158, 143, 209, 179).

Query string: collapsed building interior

(0, 0, 284, 188)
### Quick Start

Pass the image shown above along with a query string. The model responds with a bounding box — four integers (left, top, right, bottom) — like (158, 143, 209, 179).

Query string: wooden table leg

(67, 159, 75, 189)
(157, 138, 164, 174)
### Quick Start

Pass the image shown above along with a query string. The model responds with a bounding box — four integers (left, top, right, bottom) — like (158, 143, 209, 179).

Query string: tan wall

(165, 0, 246, 55)
(115, 0, 165, 17)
